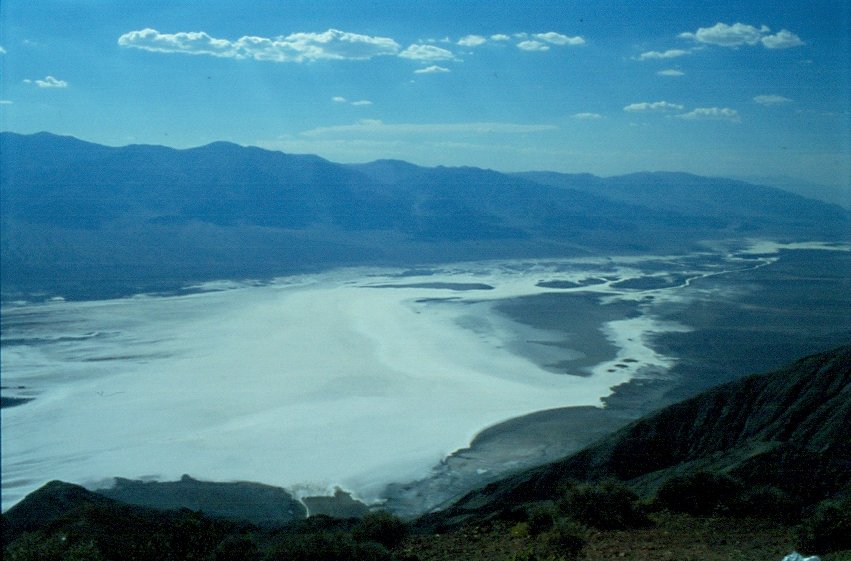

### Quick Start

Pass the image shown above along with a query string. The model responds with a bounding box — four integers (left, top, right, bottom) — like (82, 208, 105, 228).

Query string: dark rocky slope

(419, 345, 851, 528)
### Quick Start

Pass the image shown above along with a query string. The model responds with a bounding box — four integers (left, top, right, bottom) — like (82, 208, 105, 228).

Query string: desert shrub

(265, 529, 393, 561)
(797, 495, 851, 554)
(560, 481, 649, 530)
(351, 511, 407, 549)
(3, 532, 65, 561)
(212, 534, 261, 561)
(736, 485, 802, 524)
(539, 519, 587, 560)
(654, 471, 744, 516)
(526, 503, 558, 536)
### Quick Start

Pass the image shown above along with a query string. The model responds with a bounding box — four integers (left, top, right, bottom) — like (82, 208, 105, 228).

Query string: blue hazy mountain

(2, 132, 847, 298)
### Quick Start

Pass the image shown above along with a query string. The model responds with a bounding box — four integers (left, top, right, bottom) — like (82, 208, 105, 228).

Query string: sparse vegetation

(654, 471, 745, 516)
(797, 496, 851, 554)
(559, 480, 650, 530)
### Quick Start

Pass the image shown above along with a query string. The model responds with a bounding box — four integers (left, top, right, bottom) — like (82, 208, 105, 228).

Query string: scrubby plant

(559, 480, 650, 530)
(797, 495, 851, 554)
(654, 471, 744, 516)
(525, 503, 558, 536)
(539, 519, 587, 560)
(351, 511, 407, 549)
(735, 485, 802, 524)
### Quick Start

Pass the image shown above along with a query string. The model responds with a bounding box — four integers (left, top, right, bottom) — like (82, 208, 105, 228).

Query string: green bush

(266, 529, 393, 561)
(736, 485, 802, 524)
(560, 481, 650, 530)
(351, 511, 407, 549)
(526, 503, 558, 536)
(797, 496, 851, 554)
(539, 519, 587, 560)
(654, 471, 744, 516)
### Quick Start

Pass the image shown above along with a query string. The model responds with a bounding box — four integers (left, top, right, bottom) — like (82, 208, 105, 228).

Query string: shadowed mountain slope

(2, 132, 847, 298)
(418, 345, 851, 528)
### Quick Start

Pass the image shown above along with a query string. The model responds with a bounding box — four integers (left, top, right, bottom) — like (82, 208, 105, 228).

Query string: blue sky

(1, 1, 849, 188)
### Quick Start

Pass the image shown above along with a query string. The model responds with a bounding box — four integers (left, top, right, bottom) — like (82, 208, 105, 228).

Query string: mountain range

(2, 132, 847, 299)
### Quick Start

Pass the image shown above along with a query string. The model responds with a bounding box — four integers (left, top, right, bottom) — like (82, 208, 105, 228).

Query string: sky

(1, 0, 849, 188)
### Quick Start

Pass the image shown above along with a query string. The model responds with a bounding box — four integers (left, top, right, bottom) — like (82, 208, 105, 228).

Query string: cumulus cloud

(572, 112, 603, 120)
(24, 76, 69, 88)
(332, 96, 347, 103)
(300, 119, 558, 137)
(118, 28, 401, 62)
(457, 34, 487, 47)
(636, 48, 691, 60)
(414, 65, 450, 74)
(679, 22, 804, 49)
(534, 32, 585, 46)
(753, 94, 792, 105)
(657, 69, 685, 76)
(623, 101, 684, 112)
(761, 29, 805, 49)
(517, 40, 549, 52)
(490, 34, 511, 41)
(676, 107, 741, 122)
(399, 44, 455, 61)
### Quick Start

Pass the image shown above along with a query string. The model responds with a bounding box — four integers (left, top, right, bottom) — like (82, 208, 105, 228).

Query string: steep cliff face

(422, 345, 851, 527)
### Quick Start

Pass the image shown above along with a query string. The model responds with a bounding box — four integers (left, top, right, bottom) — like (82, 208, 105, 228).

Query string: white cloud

(676, 107, 741, 122)
(657, 69, 685, 76)
(490, 34, 511, 41)
(0, 100, 12, 104)
(351, 100, 373, 106)
(24, 76, 69, 88)
(534, 32, 585, 46)
(0, 45, 6, 54)
(457, 34, 487, 47)
(332, 96, 347, 103)
(761, 29, 805, 49)
(636, 48, 691, 60)
(572, 112, 603, 120)
(414, 65, 450, 74)
(118, 28, 401, 62)
(623, 101, 684, 112)
(300, 120, 558, 137)
(679, 22, 804, 49)
(398, 44, 455, 61)
(517, 40, 549, 52)
(753, 94, 792, 105)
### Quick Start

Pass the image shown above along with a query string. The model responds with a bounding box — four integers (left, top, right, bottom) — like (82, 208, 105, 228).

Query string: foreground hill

(419, 344, 851, 529)
(2, 132, 847, 298)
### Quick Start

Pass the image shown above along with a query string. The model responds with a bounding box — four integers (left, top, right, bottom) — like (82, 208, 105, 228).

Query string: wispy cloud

(624, 101, 684, 112)
(534, 32, 585, 46)
(0, 100, 12, 104)
(676, 107, 741, 122)
(414, 65, 450, 74)
(457, 35, 487, 47)
(490, 34, 511, 41)
(657, 69, 685, 76)
(300, 119, 558, 137)
(0, 45, 6, 54)
(753, 94, 792, 105)
(332, 96, 373, 106)
(118, 28, 401, 62)
(24, 76, 69, 88)
(679, 22, 804, 49)
(517, 40, 549, 52)
(572, 112, 603, 120)
(398, 44, 455, 61)
(761, 30, 805, 49)
(636, 48, 691, 60)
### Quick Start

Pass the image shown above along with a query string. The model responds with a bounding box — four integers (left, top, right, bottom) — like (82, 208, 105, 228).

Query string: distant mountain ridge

(2, 131, 847, 298)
